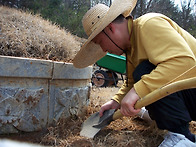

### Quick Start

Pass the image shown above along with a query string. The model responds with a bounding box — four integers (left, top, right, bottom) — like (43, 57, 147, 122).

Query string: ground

(1, 86, 196, 147)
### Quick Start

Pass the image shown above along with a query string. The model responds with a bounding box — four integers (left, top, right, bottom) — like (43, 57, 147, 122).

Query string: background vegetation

(0, 0, 196, 37)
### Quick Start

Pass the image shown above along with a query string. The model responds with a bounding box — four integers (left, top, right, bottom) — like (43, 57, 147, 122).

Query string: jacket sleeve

(134, 17, 196, 98)
(112, 60, 135, 104)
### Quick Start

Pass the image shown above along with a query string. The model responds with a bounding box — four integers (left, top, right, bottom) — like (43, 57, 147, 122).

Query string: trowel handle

(134, 65, 196, 109)
(112, 77, 196, 121)
(112, 109, 123, 120)
(135, 77, 196, 109)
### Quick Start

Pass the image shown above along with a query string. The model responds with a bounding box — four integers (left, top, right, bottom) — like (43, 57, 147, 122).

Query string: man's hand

(120, 87, 141, 116)
(99, 100, 120, 117)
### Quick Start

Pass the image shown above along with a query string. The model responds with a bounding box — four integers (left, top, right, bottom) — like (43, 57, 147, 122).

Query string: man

(73, 0, 196, 146)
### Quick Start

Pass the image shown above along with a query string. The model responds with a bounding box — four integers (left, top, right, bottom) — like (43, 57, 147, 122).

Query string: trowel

(80, 65, 196, 138)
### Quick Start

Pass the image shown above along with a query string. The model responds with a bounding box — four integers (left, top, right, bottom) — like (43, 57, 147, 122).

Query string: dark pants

(133, 60, 196, 133)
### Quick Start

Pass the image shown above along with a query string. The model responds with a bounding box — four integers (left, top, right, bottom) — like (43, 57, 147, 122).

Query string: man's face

(92, 24, 125, 55)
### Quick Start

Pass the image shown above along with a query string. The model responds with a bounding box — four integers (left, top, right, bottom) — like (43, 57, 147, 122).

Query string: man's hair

(112, 14, 125, 23)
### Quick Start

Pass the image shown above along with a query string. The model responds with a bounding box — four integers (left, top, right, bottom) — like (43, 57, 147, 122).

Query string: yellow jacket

(112, 13, 196, 104)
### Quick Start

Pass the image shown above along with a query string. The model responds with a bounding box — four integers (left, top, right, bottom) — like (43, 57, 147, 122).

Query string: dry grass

(38, 86, 166, 147)
(1, 86, 196, 147)
(0, 6, 83, 62)
(39, 87, 196, 147)
(0, 87, 165, 147)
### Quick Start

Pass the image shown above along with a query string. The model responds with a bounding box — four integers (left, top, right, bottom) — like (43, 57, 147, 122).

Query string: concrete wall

(0, 56, 92, 134)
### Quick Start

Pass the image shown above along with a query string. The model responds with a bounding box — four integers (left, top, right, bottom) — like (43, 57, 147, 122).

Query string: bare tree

(91, 0, 111, 7)
(180, 0, 193, 29)
(0, 0, 20, 8)
(132, 0, 153, 18)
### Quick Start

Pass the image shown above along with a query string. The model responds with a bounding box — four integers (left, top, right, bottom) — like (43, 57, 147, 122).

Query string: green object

(96, 53, 126, 74)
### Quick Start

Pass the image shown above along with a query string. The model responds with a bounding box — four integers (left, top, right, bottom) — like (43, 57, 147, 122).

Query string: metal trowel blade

(80, 109, 115, 138)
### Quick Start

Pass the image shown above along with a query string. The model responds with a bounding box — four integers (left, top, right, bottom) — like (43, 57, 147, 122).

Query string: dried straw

(0, 6, 83, 62)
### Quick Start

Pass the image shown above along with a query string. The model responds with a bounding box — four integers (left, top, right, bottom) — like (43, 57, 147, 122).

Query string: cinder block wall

(0, 56, 92, 134)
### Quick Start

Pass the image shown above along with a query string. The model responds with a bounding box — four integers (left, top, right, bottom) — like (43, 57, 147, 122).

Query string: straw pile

(0, 6, 83, 62)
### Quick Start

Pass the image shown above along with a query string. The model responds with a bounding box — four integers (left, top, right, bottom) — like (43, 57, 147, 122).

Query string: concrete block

(0, 56, 92, 134)
(53, 62, 92, 79)
(48, 83, 90, 124)
(0, 56, 53, 78)
(0, 78, 48, 133)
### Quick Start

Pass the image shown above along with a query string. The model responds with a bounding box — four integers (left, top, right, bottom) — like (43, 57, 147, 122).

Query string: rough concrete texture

(0, 56, 92, 134)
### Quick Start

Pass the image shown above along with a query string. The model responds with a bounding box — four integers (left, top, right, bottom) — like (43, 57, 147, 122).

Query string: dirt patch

(0, 87, 174, 146)
(1, 87, 196, 146)
(0, 114, 163, 147)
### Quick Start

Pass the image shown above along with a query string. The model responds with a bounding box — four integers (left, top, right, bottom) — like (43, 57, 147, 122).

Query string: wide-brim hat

(73, 0, 137, 68)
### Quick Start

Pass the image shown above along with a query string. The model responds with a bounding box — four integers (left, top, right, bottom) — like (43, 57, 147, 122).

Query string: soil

(1, 87, 195, 147)
(0, 112, 163, 147)
(0, 87, 163, 147)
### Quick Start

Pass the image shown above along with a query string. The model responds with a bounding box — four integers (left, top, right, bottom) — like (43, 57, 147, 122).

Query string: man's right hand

(99, 100, 120, 117)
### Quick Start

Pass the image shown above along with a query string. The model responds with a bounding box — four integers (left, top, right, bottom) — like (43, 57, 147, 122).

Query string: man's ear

(107, 23, 114, 33)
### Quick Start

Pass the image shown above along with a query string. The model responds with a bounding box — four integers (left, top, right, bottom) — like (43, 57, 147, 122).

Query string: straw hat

(73, 0, 137, 68)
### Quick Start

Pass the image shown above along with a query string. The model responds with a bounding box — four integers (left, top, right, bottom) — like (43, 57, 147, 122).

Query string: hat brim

(73, 0, 137, 68)
(73, 41, 106, 68)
